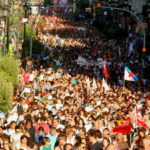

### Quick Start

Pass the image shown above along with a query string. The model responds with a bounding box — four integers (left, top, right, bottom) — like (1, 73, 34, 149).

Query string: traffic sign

(85, 7, 91, 12)
(137, 22, 148, 29)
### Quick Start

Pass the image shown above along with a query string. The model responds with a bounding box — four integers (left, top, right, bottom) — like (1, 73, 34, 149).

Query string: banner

(77, 27, 86, 31)
(56, 39, 64, 44)
(76, 56, 111, 69)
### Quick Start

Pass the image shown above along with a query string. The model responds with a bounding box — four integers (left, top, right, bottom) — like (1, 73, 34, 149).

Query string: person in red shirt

(35, 117, 50, 135)
(26, 96, 33, 106)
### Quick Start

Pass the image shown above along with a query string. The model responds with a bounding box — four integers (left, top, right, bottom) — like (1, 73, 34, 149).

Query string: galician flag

(124, 66, 138, 82)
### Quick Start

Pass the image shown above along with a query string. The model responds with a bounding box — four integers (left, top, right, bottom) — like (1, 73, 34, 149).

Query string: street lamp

(23, 1, 29, 41)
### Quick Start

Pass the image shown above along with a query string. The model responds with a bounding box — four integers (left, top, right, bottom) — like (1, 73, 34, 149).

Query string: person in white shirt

(16, 135, 29, 150)
(85, 102, 93, 112)
(66, 129, 75, 145)
(85, 117, 93, 132)
(4, 121, 16, 136)
(10, 126, 23, 150)
(53, 119, 65, 129)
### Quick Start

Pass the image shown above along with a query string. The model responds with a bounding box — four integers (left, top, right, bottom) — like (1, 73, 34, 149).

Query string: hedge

(0, 56, 19, 85)
(0, 73, 13, 114)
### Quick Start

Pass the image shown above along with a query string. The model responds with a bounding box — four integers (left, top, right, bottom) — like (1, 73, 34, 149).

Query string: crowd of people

(0, 7, 150, 150)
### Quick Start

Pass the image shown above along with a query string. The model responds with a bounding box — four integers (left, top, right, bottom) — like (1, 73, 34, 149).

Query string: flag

(93, 48, 98, 56)
(104, 59, 110, 78)
(128, 42, 134, 57)
(124, 66, 138, 82)
(92, 78, 97, 89)
(113, 117, 131, 134)
(86, 77, 90, 88)
(135, 108, 149, 129)
(102, 78, 109, 92)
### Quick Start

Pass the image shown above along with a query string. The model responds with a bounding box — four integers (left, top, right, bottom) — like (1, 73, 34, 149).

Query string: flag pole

(123, 79, 125, 88)
(134, 106, 138, 138)
(130, 132, 132, 147)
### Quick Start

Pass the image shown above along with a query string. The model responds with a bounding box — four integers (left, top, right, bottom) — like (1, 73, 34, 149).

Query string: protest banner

(56, 39, 65, 44)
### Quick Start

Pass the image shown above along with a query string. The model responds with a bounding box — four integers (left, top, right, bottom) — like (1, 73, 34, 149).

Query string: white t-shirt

(56, 124, 65, 129)
(22, 104, 28, 110)
(16, 143, 28, 150)
(66, 136, 75, 145)
(85, 124, 93, 132)
(11, 133, 23, 150)
(29, 74, 34, 81)
(85, 106, 93, 112)
(4, 129, 15, 136)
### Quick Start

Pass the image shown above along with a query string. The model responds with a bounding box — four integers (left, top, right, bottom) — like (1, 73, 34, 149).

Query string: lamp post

(23, 1, 29, 42)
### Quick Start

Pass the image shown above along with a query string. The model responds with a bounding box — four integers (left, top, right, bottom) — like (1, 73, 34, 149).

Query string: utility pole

(24, 1, 28, 42)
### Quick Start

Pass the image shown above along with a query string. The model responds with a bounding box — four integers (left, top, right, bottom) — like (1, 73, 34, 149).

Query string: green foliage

(0, 71, 14, 84)
(44, 0, 52, 6)
(93, 20, 127, 39)
(0, 73, 13, 114)
(22, 23, 40, 57)
(0, 56, 19, 85)
(22, 39, 43, 56)
(25, 24, 36, 39)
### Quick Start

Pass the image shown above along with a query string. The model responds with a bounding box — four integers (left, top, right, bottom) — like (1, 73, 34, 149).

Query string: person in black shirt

(88, 129, 103, 150)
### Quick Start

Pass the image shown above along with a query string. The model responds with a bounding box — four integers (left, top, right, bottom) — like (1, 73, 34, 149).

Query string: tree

(0, 56, 19, 85)
(44, 0, 52, 6)
(0, 73, 13, 114)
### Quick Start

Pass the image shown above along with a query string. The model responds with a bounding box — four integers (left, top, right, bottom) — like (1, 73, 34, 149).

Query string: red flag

(135, 108, 149, 129)
(113, 117, 131, 134)
(104, 59, 110, 78)
(93, 48, 98, 56)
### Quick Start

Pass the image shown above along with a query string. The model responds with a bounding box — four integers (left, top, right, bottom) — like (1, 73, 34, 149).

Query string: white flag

(93, 78, 97, 89)
(102, 78, 109, 92)
(86, 77, 91, 88)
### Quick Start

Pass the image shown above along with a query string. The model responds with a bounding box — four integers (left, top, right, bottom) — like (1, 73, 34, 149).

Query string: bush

(0, 71, 14, 84)
(0, 73, 13, 114)
(0, 56, 19, 85)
